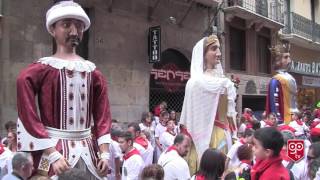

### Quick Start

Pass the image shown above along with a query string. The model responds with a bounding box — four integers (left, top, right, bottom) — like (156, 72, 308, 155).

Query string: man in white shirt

(128, 122, 154, 166)
(289, 112, 309, 139)
(154, 111, 169, 160)
(159, 119, 177, 151)
(158, 134, 191, 180)
(118, 131, 144, 180)
(108, 126, 122, 180)
(280, 130, 308, 180)
(2, 152, 33, 180)
(226, 129, 254, 169)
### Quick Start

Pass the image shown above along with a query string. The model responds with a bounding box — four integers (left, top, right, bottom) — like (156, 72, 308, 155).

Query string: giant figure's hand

(52, 157, 70, 175)
(97, 159, 109, 177)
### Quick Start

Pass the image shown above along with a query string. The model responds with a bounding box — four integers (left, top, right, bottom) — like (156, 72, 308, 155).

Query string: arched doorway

(149, 49, 190, 113)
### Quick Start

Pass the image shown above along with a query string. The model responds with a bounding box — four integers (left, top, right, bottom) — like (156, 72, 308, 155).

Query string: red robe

(16, 57, 112, 178)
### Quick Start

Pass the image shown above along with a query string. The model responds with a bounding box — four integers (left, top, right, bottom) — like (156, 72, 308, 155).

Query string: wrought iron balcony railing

(226, 0, 284, 24)
(283, 12, 320, 42)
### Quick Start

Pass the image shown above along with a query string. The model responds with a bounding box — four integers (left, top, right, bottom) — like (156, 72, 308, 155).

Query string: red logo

(287, 139, 304, 162)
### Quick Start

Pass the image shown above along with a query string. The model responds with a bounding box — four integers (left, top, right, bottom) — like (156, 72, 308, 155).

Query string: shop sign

(289, 61, 320, 76)
(302, 76, 320, 87)
(148, 26, 161, 63)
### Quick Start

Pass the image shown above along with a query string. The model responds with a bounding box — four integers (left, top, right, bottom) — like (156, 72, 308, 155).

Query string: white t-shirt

(159, 131, 176, 151)
(158, 149, 190, 180)
(108, 140, 122, 180)
(282, 159, 308, 180)
(122, 149, 144, 180)
(133, 139, 154, 166)
(227, 140, 244, 169)
(155, 123, 167, 138)
(238, 123, 246, 134)
(260, 121, 266, 128)
(289, 120, 309, 136)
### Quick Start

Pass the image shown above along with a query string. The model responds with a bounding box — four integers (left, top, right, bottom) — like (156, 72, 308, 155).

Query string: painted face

(118, 137, 131, 154)
(280, 52, 291, 69)
(252, 137, 268, 160)
(176, 137, 191, 157)
(204, 41, 221, 69)
(50, 18, 85, 48)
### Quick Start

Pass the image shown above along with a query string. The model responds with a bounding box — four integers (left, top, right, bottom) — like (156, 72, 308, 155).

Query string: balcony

(224, 0, 284, 30)
(194, 0, 220, 7)
(281, 12, 320, 50)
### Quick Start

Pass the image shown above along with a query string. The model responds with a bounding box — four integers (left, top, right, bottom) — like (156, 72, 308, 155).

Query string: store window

(230, 26, 246, 71)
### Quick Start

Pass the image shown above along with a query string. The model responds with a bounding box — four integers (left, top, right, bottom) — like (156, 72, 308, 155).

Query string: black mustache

(66, 36, 80, 43)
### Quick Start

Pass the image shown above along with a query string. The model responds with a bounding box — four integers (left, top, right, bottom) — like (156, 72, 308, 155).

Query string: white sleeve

(155, 125, 160, 138)
(227, 143, 238, 159)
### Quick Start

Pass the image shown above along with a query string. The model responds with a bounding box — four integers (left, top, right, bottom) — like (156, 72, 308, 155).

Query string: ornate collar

(38, 57, 96, 72)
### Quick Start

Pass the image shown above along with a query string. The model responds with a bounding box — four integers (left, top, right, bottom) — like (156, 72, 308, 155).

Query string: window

(230, 26, 246, 71)
(257, 35, 271, 74)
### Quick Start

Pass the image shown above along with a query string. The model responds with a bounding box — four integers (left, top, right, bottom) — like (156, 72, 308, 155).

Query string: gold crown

(269, 43, 290, 56)
(204, 35, 219, 48)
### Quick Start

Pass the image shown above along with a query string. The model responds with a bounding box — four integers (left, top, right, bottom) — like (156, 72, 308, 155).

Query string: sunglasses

(307, 156, 316, 161)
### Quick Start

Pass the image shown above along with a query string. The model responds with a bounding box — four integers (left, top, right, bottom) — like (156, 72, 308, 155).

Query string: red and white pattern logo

(287, 139, 304, 162)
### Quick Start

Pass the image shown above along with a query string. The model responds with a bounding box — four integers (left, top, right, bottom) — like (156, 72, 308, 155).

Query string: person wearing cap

(179, 35, 237, 174)
(265, 40, 298, 125)
(16, 1, 112, 179)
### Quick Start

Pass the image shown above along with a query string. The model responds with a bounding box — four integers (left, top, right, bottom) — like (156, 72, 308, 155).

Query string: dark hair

(224, 172, 237, 180)
(58, 168, 88, 180)
(311, 135, 320, 143)
(160, 111, 169, 117)
(310, 142, 320, 159)
(118, 131, 134, 142)
(140, 164, 164, 180)
(244, 128, 254, 137)
(309, 157, 320, 179)
(128, 122, 141, 133)
(173, 134, 186, 145)
(254, 127, 284, 156)
(292, 112, 303, 119)
(252, 120, 261, 130)
(237, 144, 253, 161)
(141, 112, 151, 123)
(112, 119, 118, 123)
(4, 121, 16, 132)
(196, 148, 226, 179)
(110, 126, 122, 137)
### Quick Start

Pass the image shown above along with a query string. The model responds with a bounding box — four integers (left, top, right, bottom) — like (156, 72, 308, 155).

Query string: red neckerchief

(241, 160, 252, 166)
(296, 119, 303, 126)
(195, 175, 205, 180)
(0, 144, 4, 155)
(280, 148, 291, 161)
(135, 136, 148, 149)
(240, 138, 246, 145)
(166, 145, 178, 153)
(251, 156, 282, 180)
(166, 128, 176, 136)
(123, 148, 140, 160)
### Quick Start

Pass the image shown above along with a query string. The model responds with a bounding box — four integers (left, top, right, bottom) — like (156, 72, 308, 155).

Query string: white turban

(46, 1, 91, 33)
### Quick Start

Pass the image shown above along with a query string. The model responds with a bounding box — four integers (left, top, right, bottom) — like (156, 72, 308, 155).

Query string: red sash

(123, 148, 140, 160)
(135, 136, 148, 149)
